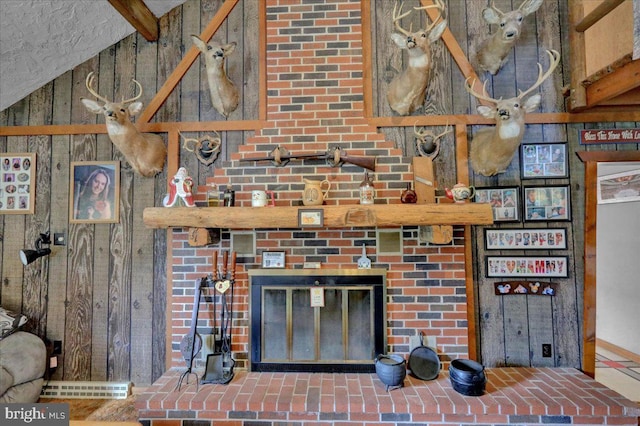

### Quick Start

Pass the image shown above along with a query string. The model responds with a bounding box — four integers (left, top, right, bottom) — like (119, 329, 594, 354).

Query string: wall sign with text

(580, 128, 640, 144)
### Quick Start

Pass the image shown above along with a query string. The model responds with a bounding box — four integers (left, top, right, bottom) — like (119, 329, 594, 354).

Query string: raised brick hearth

(136, 368, 639, 425)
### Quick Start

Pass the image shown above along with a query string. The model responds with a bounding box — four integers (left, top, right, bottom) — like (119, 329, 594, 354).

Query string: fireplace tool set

(175, 250, 236, 391)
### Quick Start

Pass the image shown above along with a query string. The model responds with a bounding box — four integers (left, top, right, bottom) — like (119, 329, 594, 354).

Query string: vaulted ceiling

(0, 0, 187, 112)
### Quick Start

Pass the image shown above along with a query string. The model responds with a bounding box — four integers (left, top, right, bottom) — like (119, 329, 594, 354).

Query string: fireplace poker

(202, 251, 236, 385)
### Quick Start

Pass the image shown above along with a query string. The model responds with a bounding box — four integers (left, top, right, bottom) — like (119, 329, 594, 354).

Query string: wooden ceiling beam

(108, 0, 159, 41)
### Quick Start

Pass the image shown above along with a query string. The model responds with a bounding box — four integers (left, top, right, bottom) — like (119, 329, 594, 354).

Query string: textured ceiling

(0, 0, 187, 112)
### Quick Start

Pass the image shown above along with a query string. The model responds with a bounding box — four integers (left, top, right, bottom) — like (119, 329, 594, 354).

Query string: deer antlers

(466, 49, 561, 104)
(516, 49, 561, 100)
(392, 0, 445, 37)
(414, 122, 452, 159)
(85, 72, 143, 105)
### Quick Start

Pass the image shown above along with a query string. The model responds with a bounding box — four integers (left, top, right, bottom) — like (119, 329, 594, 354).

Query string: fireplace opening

(249, 269, 387, 373)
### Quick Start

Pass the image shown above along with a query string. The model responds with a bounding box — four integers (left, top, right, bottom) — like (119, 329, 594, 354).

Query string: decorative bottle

(359, 172, 374, 205)
(207, 183, 219, 207)
(401, 183, 417, 204)
(223, 184, 235, 207)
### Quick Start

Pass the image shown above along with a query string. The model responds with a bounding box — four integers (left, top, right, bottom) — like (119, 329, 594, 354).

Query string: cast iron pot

(448, 359, 487, 396)
(374, 354, 406, 391)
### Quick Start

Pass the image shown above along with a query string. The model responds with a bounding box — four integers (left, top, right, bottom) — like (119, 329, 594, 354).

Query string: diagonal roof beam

(138, 0, 240, 124)
(108, 0, 159, 41)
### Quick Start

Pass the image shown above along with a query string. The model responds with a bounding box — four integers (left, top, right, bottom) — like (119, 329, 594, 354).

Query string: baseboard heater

(40, 381, 132, 399)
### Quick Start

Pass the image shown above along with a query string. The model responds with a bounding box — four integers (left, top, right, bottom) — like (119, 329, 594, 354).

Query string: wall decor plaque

(484, 228, 567, 250)
(494, 281, 557, 296)
(0, 153, 35, 214)
(486, 256, 568, 278)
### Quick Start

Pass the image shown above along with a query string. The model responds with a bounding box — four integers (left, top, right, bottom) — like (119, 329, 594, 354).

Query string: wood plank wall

(0, 0, 638, 385)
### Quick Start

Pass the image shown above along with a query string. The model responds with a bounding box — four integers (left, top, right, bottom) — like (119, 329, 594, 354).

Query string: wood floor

(38, 397, 138, 421)
(595, 344, 640, 403)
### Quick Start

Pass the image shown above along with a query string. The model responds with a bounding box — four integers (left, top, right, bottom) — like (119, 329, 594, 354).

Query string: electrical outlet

(53, 340, 62, 355)
(542, 343, 552, 358)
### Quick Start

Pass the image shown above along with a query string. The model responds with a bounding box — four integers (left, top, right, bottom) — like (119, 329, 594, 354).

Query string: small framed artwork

(0, 153, 36, 214)
(523, 185, 570, 221)
(262, 251, 285, 268)
(597, 169, 640, 204)
(474, 187, 520, 222)
(69, 161, 120, 224)
(298, 209, 324, 227)
(486, 256, 569, 278)
(494, 281, 558, 296)
(520, 143, 568, 178)
(484, 228, 567, 250)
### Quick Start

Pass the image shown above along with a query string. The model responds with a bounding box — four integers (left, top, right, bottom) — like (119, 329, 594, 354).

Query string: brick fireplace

(167, 0, 471, 373)
(137, 1, 640, 425)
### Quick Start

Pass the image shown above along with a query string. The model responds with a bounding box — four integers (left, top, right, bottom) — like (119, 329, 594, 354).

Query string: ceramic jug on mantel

(303, 178, 330, 206)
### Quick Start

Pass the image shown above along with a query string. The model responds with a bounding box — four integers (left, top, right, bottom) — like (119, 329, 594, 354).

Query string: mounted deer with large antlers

(476, 0, 543, 75)
(191, 35, 239, 118)
(81, 72, 167, 178)
(387, 0, 447, 116)
(466, 49, 560, 177)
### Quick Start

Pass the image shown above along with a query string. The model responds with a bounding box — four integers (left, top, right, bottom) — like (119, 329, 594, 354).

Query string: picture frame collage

(476, 142, 571, 293)
(0, 153, 36, 214)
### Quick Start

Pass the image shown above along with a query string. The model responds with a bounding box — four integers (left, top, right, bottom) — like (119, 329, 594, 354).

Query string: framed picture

(520, 143, 568, 178)
(298, 209, 324, 227)
(597, 169, 640, 204)
(484, 228, 567, 250)
(523, 185, 570, 221)
(486, 256, 569, 278)
(69, 161, 120, 224)
(474, 187, 520, 222)
(494, 281, 558, 296)
(262, 251, 285, 268)
(0, 153, 36, 214)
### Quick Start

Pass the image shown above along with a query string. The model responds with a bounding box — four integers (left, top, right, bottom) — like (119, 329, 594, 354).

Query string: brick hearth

(136, 368, 639, 425)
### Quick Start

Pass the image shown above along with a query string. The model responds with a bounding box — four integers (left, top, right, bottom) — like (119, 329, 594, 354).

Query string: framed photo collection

(486, 256, 569, 278)
(0, 153, 35, 214)
(520, 143, 568, 178)
(484, 228, 567, 250)
(523, 185, 570, 222)
(474, 187, 520, 222)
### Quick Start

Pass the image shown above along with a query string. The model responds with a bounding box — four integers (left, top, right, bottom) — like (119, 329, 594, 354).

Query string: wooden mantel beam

(108, 0, 159, 42)
(143, 204, 494, 229)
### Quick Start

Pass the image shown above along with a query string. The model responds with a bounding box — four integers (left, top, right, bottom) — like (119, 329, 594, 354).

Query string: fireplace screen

(250, 269, 386, 373)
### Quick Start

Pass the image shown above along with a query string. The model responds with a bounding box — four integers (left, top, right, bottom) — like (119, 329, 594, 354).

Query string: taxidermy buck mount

(81, 72, 167, 178)
(466, 49, 560, 177)
(476, 0, 543, 75)
(387, 0, 447, 116)
(191, 35, 239, 118)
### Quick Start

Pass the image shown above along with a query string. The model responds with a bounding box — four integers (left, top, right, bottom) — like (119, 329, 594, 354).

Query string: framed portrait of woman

(69, 161, 120, 224)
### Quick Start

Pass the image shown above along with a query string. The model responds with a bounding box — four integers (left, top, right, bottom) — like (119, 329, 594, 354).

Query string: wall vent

(41, 381, 132, 399)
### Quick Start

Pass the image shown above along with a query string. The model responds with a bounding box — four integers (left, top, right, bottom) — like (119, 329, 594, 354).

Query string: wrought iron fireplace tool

(202, 250, 236, 384)
(175, 276, 207, 391)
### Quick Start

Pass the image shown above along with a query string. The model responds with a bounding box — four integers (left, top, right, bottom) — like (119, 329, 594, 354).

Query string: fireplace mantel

(143, 203, 493, 229)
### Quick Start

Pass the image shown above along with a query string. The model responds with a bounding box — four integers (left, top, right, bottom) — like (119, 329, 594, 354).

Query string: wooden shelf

(143, 203, 494, 229)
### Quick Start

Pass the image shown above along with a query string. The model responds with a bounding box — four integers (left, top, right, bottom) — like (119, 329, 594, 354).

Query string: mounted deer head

(387, 0, 447, 116)
(80, 72, 167, 178)
(476, 0, 543, 75)
(466, 49, 560, 177)
(191, 35, 239, 118)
